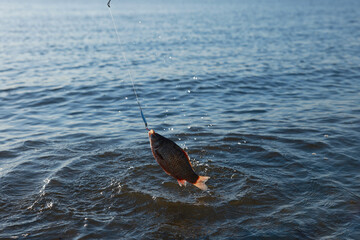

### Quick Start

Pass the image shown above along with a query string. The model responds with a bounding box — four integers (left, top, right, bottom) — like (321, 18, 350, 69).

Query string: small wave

(0, 150, 18, 159)
(0, 67, 14, 73)
(27, 97, 67, 107)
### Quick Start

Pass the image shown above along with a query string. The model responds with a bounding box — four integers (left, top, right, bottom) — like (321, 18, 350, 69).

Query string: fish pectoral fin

(194, 176, 210, 191)
(154, 150, 164, 161)
(154, 150, 172, 176)
(177, 179, 187, 187)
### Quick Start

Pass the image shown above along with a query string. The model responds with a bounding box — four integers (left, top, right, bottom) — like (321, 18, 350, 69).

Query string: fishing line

(107, 0, 149, 131)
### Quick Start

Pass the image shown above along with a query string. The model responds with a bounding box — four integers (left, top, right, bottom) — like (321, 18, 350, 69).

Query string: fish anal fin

(177, 179, 187, 187)
(193, 176, 210, 191)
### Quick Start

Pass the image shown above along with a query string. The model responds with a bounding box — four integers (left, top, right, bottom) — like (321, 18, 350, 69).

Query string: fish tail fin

(194, 176, 210, 191)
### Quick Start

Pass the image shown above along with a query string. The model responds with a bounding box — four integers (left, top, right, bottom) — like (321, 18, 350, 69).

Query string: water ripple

(1, 0, 360, 239)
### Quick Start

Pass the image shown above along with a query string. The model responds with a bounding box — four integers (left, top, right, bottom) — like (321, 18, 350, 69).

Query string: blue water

(1, 0, 360, 239)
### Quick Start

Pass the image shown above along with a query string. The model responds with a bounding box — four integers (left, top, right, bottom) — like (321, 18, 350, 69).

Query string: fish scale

(149, 130, 209, 190)
(154, 134, 198, 183)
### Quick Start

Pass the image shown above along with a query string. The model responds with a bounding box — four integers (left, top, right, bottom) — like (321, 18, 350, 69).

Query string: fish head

(148, 129, 164, 149)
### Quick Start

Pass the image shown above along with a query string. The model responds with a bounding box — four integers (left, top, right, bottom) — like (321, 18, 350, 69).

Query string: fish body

(149, 129, 209, 190)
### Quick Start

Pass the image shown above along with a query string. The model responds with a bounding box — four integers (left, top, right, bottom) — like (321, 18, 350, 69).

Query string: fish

(148, 129, 210, 191)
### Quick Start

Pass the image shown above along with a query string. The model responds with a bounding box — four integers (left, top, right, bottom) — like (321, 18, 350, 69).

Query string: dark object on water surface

(149, 129, 210, 190)
(107, 1, 208, 190)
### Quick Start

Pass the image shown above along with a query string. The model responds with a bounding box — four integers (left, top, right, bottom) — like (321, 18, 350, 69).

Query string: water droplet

(187, 90, 191, 93)
(46, 202, 53, 209)
(125, 97, 128, 100)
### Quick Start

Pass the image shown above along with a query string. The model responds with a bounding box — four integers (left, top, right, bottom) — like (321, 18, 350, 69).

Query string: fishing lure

(107, 1, 209, 190)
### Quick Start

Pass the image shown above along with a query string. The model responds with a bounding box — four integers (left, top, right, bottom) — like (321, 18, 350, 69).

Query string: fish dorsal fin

(181, 149, 192, 167)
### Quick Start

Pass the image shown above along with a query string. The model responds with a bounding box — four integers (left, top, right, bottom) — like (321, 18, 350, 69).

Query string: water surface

(1, 0, 360, 239)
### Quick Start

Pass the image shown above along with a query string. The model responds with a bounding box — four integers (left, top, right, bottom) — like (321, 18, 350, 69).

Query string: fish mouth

(148, 129, 155, 137)
(148, 129, 157, 148)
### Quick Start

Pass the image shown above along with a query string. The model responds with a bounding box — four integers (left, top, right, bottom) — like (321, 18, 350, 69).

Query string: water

(1, 0, 360, 239)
